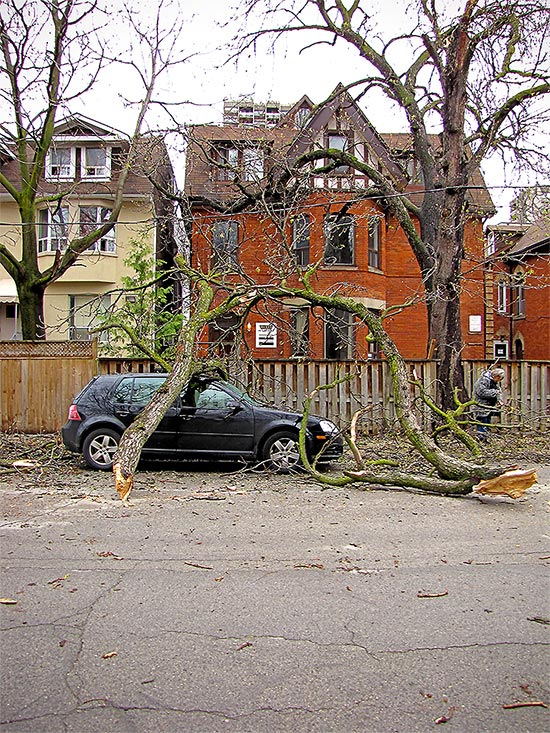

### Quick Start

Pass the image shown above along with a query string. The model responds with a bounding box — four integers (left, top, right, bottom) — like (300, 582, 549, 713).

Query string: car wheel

(262, 431, 302, 472)
(82, 428, 120, 470)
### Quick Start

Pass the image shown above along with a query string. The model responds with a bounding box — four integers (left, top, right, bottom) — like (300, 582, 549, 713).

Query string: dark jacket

(473, 371, 502, 417)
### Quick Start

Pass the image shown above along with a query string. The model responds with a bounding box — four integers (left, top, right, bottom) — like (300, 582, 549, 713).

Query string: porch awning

(0, 278, 18, 304)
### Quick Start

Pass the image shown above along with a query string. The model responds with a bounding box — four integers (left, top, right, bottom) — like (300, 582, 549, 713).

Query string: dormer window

(46, 148, 75, 180)
(81, 147, 111, 179)
(214, 144, 264, 182)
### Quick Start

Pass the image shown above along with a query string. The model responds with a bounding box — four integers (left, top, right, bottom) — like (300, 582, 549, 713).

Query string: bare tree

(0, 0, 187, 339)
(228, 0, 549, 407)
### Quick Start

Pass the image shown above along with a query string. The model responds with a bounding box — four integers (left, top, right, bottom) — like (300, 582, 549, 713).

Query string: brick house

(185, 86, 495, 361)
(486, 218, 550, 360)
(0, 114, 179, 343)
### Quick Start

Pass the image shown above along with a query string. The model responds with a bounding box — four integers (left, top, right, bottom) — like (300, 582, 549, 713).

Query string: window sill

(81, 176, 111, 182)
(321, 264, 358, 270)
(38, 250, 117, 257)
(368, 266, 384, 274)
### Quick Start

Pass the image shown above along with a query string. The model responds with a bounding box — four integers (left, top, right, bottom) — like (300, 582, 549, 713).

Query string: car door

(177, 381, 255, 458)
(112, 376, 180, 453)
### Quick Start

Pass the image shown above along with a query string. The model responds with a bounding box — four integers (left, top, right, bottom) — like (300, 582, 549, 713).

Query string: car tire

(261, 431, 302, 472)
(82, 428, 120, 470)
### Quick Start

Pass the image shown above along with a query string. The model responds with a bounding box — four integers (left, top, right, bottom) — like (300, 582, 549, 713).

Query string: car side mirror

(227, 400, 244, 413)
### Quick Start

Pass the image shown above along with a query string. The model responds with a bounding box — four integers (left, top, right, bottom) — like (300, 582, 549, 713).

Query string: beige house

(0, 114, 179, 343)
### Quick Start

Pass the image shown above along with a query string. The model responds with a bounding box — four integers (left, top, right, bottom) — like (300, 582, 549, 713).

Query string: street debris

(417, 590, 449, 598)
(502, 701, 547, 709)
(435, 706, 455, 724)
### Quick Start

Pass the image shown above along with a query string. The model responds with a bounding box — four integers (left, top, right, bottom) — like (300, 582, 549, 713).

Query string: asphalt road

(1, 464, 549, 732)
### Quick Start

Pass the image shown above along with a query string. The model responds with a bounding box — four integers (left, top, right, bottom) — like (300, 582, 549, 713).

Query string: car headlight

(319, 419, 338, 435)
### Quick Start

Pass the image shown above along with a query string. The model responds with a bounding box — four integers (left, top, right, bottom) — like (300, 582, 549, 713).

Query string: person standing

(473, 367, 505, 441)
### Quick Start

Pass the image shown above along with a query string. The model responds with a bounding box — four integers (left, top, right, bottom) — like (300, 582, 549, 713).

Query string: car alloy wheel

(82, 428, 120, 470)
(262, 431, 301, 472)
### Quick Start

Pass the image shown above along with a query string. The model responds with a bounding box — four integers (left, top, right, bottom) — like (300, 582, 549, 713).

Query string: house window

(212, 220, 239, 268)
(295, 107, 311, 128)
(290, 308, 309, 357)
(487, 231, 496, 256)
(79, 206, 116, 253)
(325, 307, 354, 360)
(292, 214, 310, 266)
(368, 309, 381, 358)
(38, 207, 69, 252)
(242, 148, 264, 181)
(512, 270, 526, 318)
(81, 147, 111, 179)
(46, 147, 75, 179)
(368, 218, 381, 269)
(69, 294, 110, 341)
(216, 145, 239, 180)
(324, 214, 354, 265)
(208, 313, 239, 356)
(214, 145, 264, 181)
(497, 281, 508, 313)
(327, 133, 350, 173)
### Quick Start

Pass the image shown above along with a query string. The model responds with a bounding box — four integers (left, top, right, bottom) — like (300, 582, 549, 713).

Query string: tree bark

(112, 282, 215, 503)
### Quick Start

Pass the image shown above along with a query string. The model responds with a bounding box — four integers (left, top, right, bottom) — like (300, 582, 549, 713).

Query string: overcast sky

(69, 0, 547, 222)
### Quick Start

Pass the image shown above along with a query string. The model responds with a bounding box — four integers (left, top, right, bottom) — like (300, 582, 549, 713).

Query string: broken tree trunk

(112, 282, 215, 504)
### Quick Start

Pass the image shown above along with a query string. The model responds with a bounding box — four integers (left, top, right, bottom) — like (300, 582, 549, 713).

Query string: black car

(61, 373, 343, 472)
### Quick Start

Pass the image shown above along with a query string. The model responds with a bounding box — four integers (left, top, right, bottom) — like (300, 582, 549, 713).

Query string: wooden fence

(1, 342, 549, 433)
(0, 341, 98, 433)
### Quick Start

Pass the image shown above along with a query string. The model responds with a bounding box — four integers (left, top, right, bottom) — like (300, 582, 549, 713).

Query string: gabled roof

(184, 83, 494, 215)
(507, 217, 550, 256)
(0, 117, 174, 200)
(277, 95, 315, 129)
(284, 84, 407, 186)
(52, 113, 127, 140)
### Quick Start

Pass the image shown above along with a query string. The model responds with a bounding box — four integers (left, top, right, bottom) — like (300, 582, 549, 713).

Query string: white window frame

(211, 220, 239, 268)
(38, 206, 70, 253)
(69, 294, 111, 342)
(368, 217, 382, 270)
(79, 206, 116, 253)
(487, 231, 496, 256)
(45, 147, 75, 180)
(80, 146, 111, 179)
(497, 281, 508, 313)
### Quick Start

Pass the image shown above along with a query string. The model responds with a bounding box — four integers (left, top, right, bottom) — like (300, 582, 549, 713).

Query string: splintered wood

(113, 462, 133, 504)
(473, 468, 538, 499)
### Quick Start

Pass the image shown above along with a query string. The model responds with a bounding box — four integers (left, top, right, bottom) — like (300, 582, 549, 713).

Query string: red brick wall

(190, 197, 489, 361)
(492, 255, 550, 360)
